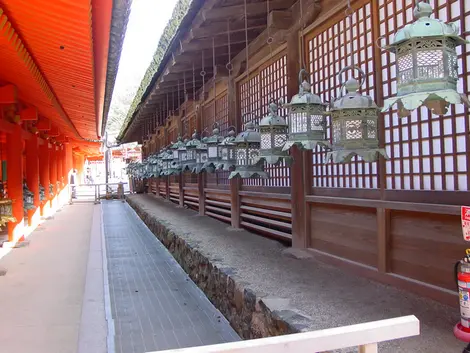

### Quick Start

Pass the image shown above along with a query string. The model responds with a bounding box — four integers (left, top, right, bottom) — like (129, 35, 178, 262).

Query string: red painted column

(49, 144, 57, 208)
(7, 124, 24, 242)
(25, 134, 39, 226)
(39, 139, 50, 216)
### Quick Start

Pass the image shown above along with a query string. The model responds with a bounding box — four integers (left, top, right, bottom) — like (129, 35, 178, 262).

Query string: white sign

(461, 206, 470, 241)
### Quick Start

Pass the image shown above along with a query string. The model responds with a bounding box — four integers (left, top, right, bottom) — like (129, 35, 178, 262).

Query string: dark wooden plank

(240, 221, 292, 242)
(241, 213, 292, 230)
(377, 208, 391, 273)
(240, 205, 291, 222)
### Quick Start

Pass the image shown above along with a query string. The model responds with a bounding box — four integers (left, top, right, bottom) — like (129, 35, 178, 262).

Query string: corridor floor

(102, 201, 239, 353)
(0, 201, 239, 353)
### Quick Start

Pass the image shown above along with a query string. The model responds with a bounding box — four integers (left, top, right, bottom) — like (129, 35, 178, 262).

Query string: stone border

(127, 196, 314, 339)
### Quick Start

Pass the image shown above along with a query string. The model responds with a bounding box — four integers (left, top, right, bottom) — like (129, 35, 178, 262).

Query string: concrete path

(102, 201, 240, 353)
(0, 203, 98, 353)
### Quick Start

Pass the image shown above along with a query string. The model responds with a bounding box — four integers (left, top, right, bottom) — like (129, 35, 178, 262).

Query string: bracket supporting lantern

(327, 66, 388, 163)
(259, 99, 292, 165)
(283, 69, 329, 151)
(229, 121, 269, 179)
(381, 1, 470, 117)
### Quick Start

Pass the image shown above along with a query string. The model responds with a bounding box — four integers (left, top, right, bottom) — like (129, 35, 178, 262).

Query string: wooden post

(230, 178, 241, 228)
(227, 71, 241, 228)
(377, 208, 391, 272)
(49, 144, 57, 209)
(25, 134, 39, 226)
(39, 139, 50, 216)
(7, 124, 24, 242)
(287, 29, 311, 249)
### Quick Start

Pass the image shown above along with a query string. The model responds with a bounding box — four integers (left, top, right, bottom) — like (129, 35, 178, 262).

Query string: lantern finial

(381, 1, 470, 117)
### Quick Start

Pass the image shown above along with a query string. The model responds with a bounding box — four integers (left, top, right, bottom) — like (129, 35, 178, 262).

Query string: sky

(107, 0, 179, 138)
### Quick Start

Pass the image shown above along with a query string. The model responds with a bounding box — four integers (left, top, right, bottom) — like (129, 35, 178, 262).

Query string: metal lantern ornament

(217, 128, 237, 171)
(283, 69, 329, 151)
(202, 123, 224, 172)
(193, 138, 209, 174)
(162, 148, 176, 176)
(327, 66, 388, 163)
(0, 198, 15, 228)
(259, 99, 292, 165)
(39, 184, 45, 202)
(381, 1, 470, 117)
(170, 136, 185, 174)
(183, 131, 201, 172)
(23, 182, 35, 211)
(229, 121, 269, 179)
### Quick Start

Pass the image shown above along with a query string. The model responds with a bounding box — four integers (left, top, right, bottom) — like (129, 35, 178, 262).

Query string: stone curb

(127, 196, 314, 339)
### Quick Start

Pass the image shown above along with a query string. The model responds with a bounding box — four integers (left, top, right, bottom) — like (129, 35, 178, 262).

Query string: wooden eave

(120, 0, 322, 145)
(0, 0, 129, 156)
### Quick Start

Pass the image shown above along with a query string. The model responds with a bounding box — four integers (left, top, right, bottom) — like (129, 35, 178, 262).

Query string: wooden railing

(146, 316, 419, 353)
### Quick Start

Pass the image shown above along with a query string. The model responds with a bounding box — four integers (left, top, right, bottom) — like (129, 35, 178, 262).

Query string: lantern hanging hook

(226, 20, 233, 73)
(337, 65, 366, 96)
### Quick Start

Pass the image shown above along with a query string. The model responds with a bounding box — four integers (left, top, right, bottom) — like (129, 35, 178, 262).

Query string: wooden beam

(19, 106, 38, 121)
(0, 85, 17, 104)
(190, 20, 266, 39)
(202, 0, 287, 21)
(48, 126, 60, 137)
(36, 117, 51, 131)
(268, 10, 293, 29)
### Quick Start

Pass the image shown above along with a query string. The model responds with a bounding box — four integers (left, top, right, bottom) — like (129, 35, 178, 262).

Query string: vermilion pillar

(39, 139, 50, 216)
(65, 144, 72, 182)
(49, 144, 57, 206)
(25, 134, 39, 226)
(7, 124, 24, 242)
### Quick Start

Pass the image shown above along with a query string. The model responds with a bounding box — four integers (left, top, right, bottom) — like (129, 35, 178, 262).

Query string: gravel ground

(129, 194, 463, 353)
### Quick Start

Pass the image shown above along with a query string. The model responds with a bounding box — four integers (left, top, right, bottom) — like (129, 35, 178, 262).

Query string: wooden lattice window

(182, 114, 196, 140)
(307, 1, 378, 189)
(380, 0, 470, 191)
(239, 54, 290, 187)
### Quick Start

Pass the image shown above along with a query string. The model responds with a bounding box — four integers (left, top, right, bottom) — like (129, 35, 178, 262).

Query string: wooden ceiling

(121, 0, 322, 144)
(0, 0, 126, 153)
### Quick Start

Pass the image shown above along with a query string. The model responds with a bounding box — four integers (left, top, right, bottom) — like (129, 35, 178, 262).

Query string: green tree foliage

(117, 0, 191, 140)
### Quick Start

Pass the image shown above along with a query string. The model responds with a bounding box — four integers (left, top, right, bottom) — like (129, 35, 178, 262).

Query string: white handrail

(148, 316, 419, 353)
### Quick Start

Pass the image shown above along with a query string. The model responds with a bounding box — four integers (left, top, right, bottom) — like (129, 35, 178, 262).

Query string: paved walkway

(0, 203, 96, 353)
(102, 201, 239, 353)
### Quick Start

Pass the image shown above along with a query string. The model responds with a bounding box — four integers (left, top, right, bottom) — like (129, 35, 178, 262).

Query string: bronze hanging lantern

(193, 137, 209, 174)
(183, 131, 201, 172)
(259, 99, 292, 165)
(39, 184, 45, 202)
(327, 66, 388, 163)
(381, 1, 469, 117)
(161, 148, 174, 176)
(283, 69, 329, 151)
(0, 198, 15, 228)
(216, 128, 237, 171)
(23, 182, 35, 211)
(170, 136, 185, 175)
(202, 123, 224, 172)
(229, 121, 269, 179)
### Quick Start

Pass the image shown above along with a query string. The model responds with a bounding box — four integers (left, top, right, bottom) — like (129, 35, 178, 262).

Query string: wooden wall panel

(310, 204, 377, 266)
(390, 210, 465, 290)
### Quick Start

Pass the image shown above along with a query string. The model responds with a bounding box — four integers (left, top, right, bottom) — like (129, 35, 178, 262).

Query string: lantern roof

(219, 130, 237, 146)
(186, 131, 202, 148)
(387, 2, 469, 50)
(234, 122, 261, 144)
(171, 136, 186, 149)
(259, 101, 287, 127)
(330, 78, 379, 111)
(284, 70, 325, 106)
(205, 126, 224, 145)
